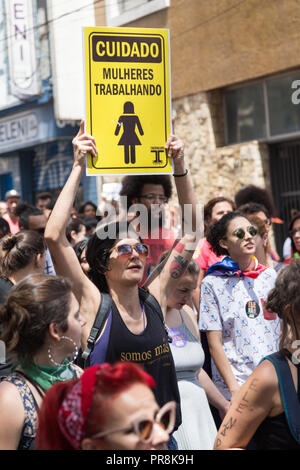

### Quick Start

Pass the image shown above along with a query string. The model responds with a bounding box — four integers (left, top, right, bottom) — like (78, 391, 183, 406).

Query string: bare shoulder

(243, 360, 279, 396)
(0, 380, 24, 425)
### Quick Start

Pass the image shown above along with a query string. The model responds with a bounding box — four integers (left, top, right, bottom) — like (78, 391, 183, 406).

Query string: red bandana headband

(57, 365, 101, 449)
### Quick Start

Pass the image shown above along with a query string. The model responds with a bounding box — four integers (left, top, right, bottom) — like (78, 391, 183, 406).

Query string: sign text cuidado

(84, 27, 172, 175)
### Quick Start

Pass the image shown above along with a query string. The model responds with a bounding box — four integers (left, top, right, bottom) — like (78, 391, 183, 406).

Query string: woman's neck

(109, 283, 141, 318)
(9, 265, 40, 285)
(231, 254, 254, 272)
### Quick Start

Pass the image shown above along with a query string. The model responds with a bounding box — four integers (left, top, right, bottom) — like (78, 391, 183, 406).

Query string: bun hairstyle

(0, 230, 46, 277)
(265, 260, 300, 353)
(0, 274, 72, 363)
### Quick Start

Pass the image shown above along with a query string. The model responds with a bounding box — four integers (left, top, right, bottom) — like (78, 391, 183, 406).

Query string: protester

(246, 215, 284, 272)
(214, 260, 300, 450)
(3, 190, 20, 234)
(78, 201, 98, 220)
(0, 231, 47, 377)
(73, 239, 90, 276)
(199, 212, 280, 405)
(0, 231, 46, 302)
(119, 174, 175, 284)
(0, 218, 10, 239)
(0, 201, 7, 218)
(164, 256, 230, 449)
(193, 197, 235, 311)
(284, 212, 300, 264)
(15, 202, 55, 276)
(35, 192, 52, 212)
(36, 362, 174, 450)
(44, 121, 200, 449)
(66, 217, 87, 247)
(0, 274, 85, 449)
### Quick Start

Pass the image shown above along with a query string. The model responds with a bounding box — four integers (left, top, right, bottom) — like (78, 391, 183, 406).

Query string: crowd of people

(0, 121, 299, 451)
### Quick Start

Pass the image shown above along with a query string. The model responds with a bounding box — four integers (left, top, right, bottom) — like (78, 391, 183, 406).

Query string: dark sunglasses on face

(113, 243, 149, 258)
(232, 225, 258, 239)
(289, 228, 300, 237)
(90, 401, 176, 443)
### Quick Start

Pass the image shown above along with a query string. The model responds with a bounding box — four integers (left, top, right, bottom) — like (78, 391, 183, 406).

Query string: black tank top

(105, 300, 182, 431)
(254, 352, 300, 450)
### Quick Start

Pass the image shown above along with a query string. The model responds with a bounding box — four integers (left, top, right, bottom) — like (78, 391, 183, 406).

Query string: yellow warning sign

(84, 27, 172, 175)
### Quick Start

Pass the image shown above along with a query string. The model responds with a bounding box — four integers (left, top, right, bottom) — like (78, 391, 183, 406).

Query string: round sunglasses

(90, 401, 176, 443)
(112, 243, 149, 258)
(232, 225, 258, 239)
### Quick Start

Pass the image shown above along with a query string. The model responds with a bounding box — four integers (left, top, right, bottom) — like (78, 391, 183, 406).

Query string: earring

(48, 336, 79, 367)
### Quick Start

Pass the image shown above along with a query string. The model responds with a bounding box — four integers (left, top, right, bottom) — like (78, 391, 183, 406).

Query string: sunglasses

(90, 401, 176, 443)
(289, 228, 300, 237)
(112, 243, 149, 258)
(232, 225, 258, 239)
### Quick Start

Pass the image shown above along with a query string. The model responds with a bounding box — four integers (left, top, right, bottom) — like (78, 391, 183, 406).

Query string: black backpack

(78, 287, 171, 369)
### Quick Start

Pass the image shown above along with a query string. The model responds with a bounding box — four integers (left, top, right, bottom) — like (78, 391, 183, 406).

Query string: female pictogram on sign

(114, 101, 144, 164)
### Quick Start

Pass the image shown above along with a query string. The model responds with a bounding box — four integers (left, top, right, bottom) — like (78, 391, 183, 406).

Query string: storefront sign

(5, 0, 41, 98)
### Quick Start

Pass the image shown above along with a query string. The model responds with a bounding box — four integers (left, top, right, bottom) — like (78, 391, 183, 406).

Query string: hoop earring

(48, 335, 79, 367)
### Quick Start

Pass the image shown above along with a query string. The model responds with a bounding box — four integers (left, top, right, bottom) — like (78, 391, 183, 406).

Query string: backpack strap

(81, 293, 112, 368)
(138, 287, 172, 343)
(263, 352, 300, 444)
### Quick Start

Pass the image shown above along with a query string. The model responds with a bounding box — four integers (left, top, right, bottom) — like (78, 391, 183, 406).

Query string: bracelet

(173, 169, 188, 177)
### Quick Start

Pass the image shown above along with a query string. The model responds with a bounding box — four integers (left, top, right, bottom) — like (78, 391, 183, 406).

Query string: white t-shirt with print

(199, 268, 280, 400)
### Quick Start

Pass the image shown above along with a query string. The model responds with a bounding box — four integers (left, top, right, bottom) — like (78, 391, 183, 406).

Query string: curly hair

(120, 175, 173, 211)
(0, 274, 72, 363)
(234, 185, 276, 217)
(265, 260, 300, 354)
(206, 211, 250, 257)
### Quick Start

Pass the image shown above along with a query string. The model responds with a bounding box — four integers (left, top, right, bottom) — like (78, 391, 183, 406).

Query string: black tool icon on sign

(114, 102, 144, 164)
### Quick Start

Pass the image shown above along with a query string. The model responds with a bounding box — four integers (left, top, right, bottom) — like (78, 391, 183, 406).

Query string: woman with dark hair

(73, 239, 90, 276)
(199, 212, 280, 405)
(0, 274, 85, 449)
(66, 217, 87, 247)
(36, 362, 174, 450)
(78, 201, 98, 220)
(45, 121, 200, 449)
(214, 260, 300, 450)
(0, 217, 10, 239)
(193, 197, 235, 310)
(284, 212, 300, 264)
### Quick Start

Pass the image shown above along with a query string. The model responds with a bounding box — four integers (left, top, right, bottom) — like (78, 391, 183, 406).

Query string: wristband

(173, 169, 188, 177)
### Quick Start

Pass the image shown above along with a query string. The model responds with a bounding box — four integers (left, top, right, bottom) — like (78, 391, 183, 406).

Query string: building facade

(94, 0, 300, 254)
(0, 0, 97, 206)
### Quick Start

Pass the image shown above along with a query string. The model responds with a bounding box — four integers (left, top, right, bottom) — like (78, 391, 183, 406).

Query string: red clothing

(3, 213, 19, 234)
(193, 238, 222, 271)
(140, 227, 175, 284)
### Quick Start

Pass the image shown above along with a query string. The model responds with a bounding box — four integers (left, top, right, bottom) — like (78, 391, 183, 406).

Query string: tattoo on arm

(170, 255, 188, 279)
(219, 417, 237, 437)
(236, 378, 259, 414)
